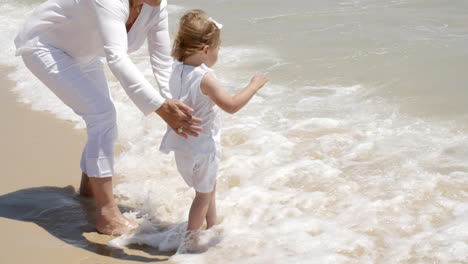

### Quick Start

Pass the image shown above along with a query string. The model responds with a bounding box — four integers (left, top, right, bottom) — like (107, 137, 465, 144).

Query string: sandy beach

(0, 66, 174, 264)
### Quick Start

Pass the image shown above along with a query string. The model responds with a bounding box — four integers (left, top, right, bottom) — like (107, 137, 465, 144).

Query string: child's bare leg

(206, 184, 217, 229)
(187, 191, 212, 231)
(183, 191, 212, 253)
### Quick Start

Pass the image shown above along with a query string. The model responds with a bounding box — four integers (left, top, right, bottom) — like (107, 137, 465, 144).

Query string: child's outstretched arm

(201, 73, 268, 114)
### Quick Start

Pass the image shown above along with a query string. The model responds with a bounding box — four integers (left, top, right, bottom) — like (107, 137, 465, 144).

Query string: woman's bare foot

(96, 208, 139, 236)
(88, 176, 139, 236)
(79, 172, 93, 197)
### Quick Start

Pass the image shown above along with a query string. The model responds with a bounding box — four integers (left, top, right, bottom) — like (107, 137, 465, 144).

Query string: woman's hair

(172, 10, 221, 61)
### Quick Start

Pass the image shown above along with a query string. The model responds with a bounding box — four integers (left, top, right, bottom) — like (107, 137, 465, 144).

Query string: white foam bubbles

(109, 215, 187, 251)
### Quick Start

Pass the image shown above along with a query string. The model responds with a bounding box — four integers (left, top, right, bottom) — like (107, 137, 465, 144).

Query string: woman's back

(15, 0, 168, 65)
(15, 0, 103, 62)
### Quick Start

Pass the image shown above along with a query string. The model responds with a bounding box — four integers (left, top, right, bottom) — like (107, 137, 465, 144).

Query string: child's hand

(250, 75, 269, 91)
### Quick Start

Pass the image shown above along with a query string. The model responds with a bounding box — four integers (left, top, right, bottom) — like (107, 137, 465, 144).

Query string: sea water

(2, 0, 468, 263)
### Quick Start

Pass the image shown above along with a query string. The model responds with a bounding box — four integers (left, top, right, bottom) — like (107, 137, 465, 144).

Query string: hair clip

(208, 17, 223, 29)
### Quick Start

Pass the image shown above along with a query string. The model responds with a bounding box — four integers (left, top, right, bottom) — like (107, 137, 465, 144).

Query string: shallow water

(2, 0, 468, 263)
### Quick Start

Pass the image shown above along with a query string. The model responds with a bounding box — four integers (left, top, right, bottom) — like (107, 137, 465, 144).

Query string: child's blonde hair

(172, 10, 221, 62)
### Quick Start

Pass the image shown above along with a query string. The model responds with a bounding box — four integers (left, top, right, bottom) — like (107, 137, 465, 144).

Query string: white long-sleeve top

(15, 0, 172, 115)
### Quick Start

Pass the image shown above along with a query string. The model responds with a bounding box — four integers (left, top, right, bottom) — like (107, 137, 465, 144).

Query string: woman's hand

(155, 99, 203, 138)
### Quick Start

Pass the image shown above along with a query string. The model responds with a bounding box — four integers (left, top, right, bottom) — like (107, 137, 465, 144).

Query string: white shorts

(174, 149, 221, 193)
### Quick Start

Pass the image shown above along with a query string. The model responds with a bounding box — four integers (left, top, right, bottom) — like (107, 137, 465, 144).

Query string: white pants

(22, 46, 117, 177)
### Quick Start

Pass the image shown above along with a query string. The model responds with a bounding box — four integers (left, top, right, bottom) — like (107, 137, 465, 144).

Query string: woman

(14, 0, 202, 235)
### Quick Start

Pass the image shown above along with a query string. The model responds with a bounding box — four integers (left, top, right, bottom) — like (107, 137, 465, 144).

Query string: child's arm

(201, 73, 268, 114)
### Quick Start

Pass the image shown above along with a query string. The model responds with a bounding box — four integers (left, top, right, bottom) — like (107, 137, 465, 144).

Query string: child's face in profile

(205, 38, 221, 68)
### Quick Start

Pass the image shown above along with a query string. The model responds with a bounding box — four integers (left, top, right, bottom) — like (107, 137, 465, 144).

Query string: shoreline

(0, 66, 173, 263)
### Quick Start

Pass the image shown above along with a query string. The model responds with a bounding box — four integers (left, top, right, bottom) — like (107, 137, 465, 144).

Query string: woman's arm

(89, 0, 202, 137)
(201, 73, 268, 114)
(147, 4, 172, 99)
(89, 0, 165, 115)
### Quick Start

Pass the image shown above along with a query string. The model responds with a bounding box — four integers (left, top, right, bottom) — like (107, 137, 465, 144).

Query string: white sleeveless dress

(160, 61, 221, 193)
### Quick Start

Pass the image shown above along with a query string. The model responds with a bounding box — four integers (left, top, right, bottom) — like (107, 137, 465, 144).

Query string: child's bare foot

(178, 231, 208, 254)
(179, 242, 208, 254)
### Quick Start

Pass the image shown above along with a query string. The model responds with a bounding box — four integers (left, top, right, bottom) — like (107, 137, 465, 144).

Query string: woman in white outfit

(14, 0, 202, 235)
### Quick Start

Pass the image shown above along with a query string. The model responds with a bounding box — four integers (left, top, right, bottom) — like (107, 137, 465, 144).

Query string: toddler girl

(159, 9, 268, 252)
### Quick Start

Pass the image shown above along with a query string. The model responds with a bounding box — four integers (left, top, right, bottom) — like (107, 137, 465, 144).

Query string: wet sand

(0, 66, 174, 263)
